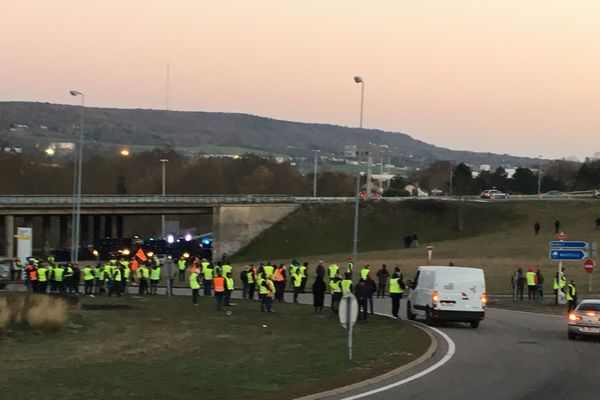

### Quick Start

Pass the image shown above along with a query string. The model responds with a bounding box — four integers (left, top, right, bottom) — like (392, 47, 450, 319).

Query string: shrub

(25, 295, 68, 332)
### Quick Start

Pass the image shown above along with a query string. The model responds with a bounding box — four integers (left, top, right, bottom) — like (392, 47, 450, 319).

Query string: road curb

(293, 321, 438, 400)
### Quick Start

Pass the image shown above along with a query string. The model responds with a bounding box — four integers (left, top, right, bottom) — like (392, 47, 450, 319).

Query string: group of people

(15, 253, 410, 319)
(186, 258, 406, 320)
(511, 266, 578, 311)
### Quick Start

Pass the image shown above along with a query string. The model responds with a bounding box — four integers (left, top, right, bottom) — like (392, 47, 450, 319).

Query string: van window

(418, 270, 435, 289)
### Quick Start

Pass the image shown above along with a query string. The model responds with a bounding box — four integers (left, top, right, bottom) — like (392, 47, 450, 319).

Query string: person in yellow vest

(566, 280, 578, 313)
(292, 267, 303, 303)
(257, 272, 267, 311)
(389, 271, 405, 319)
(64, 263, 74, 294)
(121, 261, 130, 295)
(263, 263, 274, 279)
(53, 264, 65, 294)
(346, 257, 354, 275)
(273, 264, 286, 302)
(37, 263, 48, 294)
(83, 265, 95, 296)
(525, 267, 538, 301)
(150, 263, 161, 295)
(264, 274, 276, 312)
(247, 264, 257, 300)
(222, 263, 232, 276)
(47, 260, 56, 293)
(360, 265, 371, 280)
(177, 256, 187, 283)
(329, 273, 343, 312)
(299, 262, 308, 293)
(189, 269, 201, 305)
(224, 272, 235, 306)
(137, 263, 149, 295)
(201, 259, 210, 274)
(213, 271, 226, 311)
(203, 263, 214, 296)
(109, 265, 122, 297)
(328, 263, 339, 282)
(94, 263, 104, 295)
(341, 273, 353, 296)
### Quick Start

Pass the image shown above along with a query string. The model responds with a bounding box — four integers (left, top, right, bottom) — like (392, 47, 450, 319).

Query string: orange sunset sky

(2, 0, 600, 159)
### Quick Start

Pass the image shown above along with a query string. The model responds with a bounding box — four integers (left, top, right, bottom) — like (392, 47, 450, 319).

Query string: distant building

(480, 164, 491, 172)
(404, 184, 428, 197)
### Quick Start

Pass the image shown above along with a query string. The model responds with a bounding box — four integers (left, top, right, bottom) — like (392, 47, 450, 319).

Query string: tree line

(0, 149, 355, 196)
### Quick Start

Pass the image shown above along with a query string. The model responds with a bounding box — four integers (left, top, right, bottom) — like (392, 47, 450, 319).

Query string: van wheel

(568, 331, 577, 340)
(406, 302, 416, 321)
(425, 307, 433, 325)
(470, 321, 480, 328)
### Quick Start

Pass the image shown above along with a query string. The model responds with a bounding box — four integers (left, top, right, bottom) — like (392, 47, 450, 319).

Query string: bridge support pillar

(4, 215, 14, 257)
(59, 215, 68, 248)
(42, 215, 51, 256)
(92, 215, 101, 244)
(116, 215, 123, 239)
(212, 204, 299, 262)
(104, 215, 113, 238)
(80, 215, 89, 244)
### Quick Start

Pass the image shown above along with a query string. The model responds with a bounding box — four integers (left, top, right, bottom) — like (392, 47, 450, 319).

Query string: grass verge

(0, 294, 429, 400)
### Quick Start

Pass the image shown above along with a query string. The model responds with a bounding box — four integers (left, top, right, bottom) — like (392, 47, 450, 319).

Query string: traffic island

(0, 294, 430, 400)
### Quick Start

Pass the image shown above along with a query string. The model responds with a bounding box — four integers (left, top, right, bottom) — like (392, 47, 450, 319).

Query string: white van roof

(417, 266, 484, 273)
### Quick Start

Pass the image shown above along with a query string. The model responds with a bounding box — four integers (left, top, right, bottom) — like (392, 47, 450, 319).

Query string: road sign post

(338, 293, 358, 360)
(549, 240, 590, 305)
(584, 258, 595, 293)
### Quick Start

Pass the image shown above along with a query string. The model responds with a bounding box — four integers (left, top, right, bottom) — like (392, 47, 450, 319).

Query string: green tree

(452, 163, 473, 196)
(510, 167, 537, 194)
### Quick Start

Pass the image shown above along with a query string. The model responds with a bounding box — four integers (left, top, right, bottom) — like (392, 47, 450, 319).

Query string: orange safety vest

(213, 276, 225, 293)
(274, 268, 285, 282)
(191, 266, 199, 274)
(130, 260, 139, 272)
(30, 269, 38, 281)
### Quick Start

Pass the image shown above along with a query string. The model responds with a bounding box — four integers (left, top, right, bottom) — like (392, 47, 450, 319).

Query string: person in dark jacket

(534, 222, 541, 235)
(366, 276, 377, 314)
(536, 269, 544, 302)
(355, 279, 370, 321)
(376, 264, 390, 298)
(315, 261, 325, 279)
(312, 275, 326, 313)
(554, 220, 561, 234)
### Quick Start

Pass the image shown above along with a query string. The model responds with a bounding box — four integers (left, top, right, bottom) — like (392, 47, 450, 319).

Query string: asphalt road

(4, 284, 599, 399)
(324, 299, 600, 400)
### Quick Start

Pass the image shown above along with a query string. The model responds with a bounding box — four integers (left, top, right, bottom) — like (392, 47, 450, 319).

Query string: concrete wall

(212, 204, 299, 261)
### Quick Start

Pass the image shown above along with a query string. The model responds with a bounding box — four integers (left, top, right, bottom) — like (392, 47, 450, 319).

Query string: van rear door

(434, 269, 485, 312)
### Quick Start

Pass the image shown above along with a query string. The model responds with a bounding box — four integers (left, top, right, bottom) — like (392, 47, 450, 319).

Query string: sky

(2, 0, 600, 159)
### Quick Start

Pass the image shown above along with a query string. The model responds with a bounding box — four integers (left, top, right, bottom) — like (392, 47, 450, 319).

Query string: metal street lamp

(354, 76, 365, 129)
(69, 90, 84, 265)
(312, 150, 320, 197)
(160, 159, 169, 237)
(352, 172, 361, 283)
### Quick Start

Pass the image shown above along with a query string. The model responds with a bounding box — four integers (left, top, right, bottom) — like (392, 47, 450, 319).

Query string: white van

(406, 266, 487, 328)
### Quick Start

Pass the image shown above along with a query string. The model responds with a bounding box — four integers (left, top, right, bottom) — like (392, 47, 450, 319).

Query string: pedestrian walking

(536, 269, 544, 302)
(312, 275, 326, 313)
(224, 272, 234, 307)
(525, 267, 538, 301)
(514, 267, 525, 301)
(554, 219, 561, 234)
(376, 264, 389, 298)
(163, 256, 176, 296)
(299, 262, 308, 293)
(566, 280, 578, 313)
(241, 266, 249, 299)
(534, 222, 540, 235)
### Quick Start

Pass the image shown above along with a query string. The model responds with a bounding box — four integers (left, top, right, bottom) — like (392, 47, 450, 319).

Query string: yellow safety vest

(329, 279, 342, 293)
(389, 277, 404, 294)
(189, 272, 201, 289)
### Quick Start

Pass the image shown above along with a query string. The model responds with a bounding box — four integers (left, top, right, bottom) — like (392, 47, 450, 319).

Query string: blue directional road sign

(549, 249, 588, 261)
(549, 241, 588, 249)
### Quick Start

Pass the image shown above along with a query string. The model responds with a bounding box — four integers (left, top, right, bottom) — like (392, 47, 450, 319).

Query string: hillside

(0, 101, 539, 168)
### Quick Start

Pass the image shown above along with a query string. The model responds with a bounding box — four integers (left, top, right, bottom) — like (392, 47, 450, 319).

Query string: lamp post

(537, 156, 544, 196)
(312, 150, 320, 197)
(354, 76, 364, 129)
(352, 172, 361, 283)
(69, 90, 84, 265)
(160, 159, 169, 237)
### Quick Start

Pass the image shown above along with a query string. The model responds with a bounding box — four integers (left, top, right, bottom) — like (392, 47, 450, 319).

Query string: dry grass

(24, 296, 68, 332)
(0, 298, 10, 330)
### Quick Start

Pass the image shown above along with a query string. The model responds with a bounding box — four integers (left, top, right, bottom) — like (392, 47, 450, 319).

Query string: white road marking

(339, 316, 456, 400)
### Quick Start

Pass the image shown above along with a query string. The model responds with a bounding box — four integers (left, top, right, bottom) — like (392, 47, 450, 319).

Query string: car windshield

(576, 303, 600, 312)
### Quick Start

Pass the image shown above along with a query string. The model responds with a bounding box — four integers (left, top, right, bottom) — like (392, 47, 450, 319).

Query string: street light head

(354, 76, 363, 83)
(70, 90, 82, 96)
(160, 158, 169, 163)
(120, 149, 130, 157)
